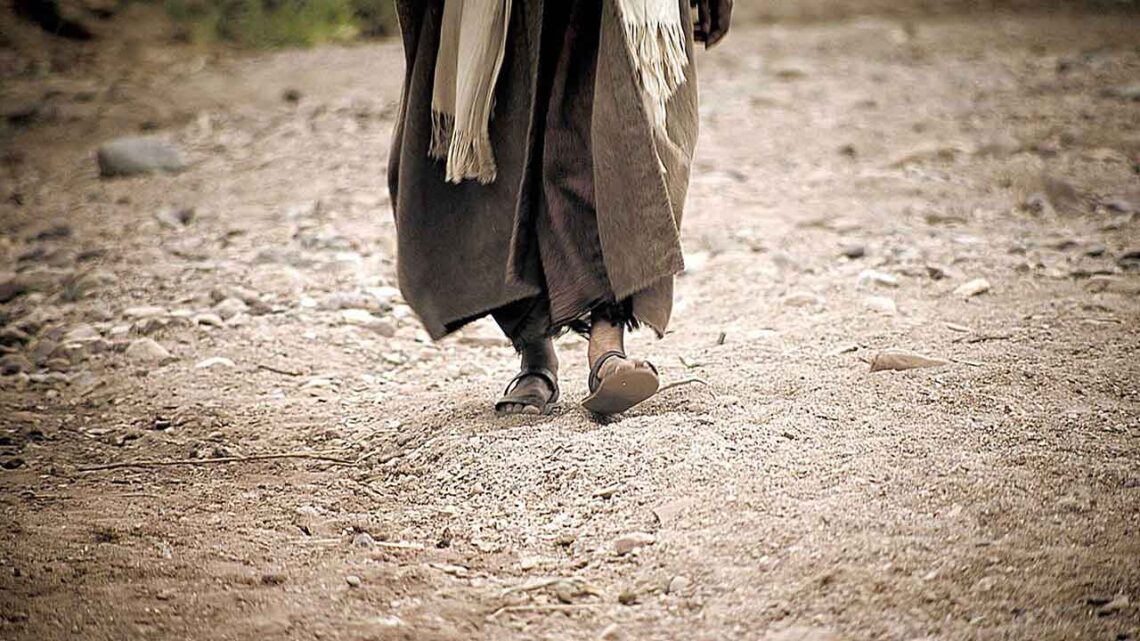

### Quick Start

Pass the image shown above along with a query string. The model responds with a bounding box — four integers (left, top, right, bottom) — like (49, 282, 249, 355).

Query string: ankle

(519, 338, 557, 373)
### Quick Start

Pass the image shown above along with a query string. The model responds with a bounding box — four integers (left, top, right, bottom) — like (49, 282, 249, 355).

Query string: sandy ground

(2, 10, 1140, 641)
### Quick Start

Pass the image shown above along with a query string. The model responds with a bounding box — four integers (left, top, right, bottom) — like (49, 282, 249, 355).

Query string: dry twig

(78, 451, 356, 472)
(487, 604, 599, 620)
(658, 377, 712, 394)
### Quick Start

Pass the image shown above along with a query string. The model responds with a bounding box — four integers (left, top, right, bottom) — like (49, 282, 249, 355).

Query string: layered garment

(388, 0, 699, 343)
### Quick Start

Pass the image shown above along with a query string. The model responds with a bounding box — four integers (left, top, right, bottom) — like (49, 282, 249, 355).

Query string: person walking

(388, 0, 732, 415)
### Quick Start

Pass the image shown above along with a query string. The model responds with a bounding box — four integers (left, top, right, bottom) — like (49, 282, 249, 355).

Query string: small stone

(782, 291, 825, 308)
(869, 349, 949, 373)
(193, 312, 225, 327)
(926, 264, 949, 280)
(282, 88, 302, 103)
(154, 206, 195, 229)
(954, 278, 992, 297)
(124, 305, 167, 319)
(345, 575, 362, 588)
(63, 268, 117, 301)
(598, 624, 622, 641)
(248, 265, 308, 296)
(1, 457, 26, 470)
(1084, 243, 1107, 257)
(973, 576, 997, 592)
(352, 533, 375, 549)
(340, 309, 398, 337)
(260, 572, 287, 586)
(857, 269, 899, 288)
(1102, 83, 1140, 101)
(1117, 250, 1140, 271)
(840, 244, 866, 259)
(614, 532, 656, 556)
(864, 295, 898, 315)
(0, 354, 32, 375)
(667, 575, 692, 594)
(62, 323, 101, 343)
(195, 357, 235, 369)
(0, 277, 29, 303)
(1095, 594, 1130, 616)
(124, 338, 173, 364)
(366, 286, 402, 306)
(97, 136, 186, 177)
(0, 327, 31, 347)
(553, 580, 577, 604)
(618, 589, 639, 606)
(214, 297, 249, 320)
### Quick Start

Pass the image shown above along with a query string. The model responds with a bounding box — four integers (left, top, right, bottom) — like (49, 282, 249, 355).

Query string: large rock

(97, 137, 186, 177)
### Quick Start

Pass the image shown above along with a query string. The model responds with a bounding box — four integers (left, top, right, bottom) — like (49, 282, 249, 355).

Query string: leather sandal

(581, 350, 659, 415)
(495, 367, 560, 415)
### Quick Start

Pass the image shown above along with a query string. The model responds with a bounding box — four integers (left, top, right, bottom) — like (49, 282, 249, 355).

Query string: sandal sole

(581, 367, 659, 415)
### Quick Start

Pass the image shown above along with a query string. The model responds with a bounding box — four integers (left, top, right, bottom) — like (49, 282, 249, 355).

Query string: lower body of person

(388, 0, 699, 416)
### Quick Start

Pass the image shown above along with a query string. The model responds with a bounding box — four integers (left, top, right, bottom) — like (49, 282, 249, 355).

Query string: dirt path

(2, 12, 1139, 641)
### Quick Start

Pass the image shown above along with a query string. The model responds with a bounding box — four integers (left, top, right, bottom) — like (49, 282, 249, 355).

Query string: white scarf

(430, 0, 687, 184)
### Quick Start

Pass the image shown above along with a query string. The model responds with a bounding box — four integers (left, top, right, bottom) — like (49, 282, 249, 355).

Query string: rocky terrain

(2, 9, 1139, 641)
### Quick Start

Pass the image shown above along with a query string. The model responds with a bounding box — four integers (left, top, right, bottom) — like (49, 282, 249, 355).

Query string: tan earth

(2, 7, 1140, 641)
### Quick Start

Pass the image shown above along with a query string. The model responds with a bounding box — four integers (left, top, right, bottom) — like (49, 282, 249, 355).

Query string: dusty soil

(2, 10, 1140, 641)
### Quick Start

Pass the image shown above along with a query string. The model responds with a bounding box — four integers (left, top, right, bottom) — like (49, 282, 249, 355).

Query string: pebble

(1117, 250, 1140, 271)
(214, 297, 249, 320)
(840, 243, 866, 259)
(925, 264, 949, 280)
(857, 269, 899, 289)
(62, 323, 101, 343)
(1096, 594, 1129, 616)
(249, 265, 307, 295)
(869, 349, 949, 373)
(1084, 243, 1107, 257)
(864, 295, 898, 315)
(345, 575, 362, 588)
(782, 291, 825, 308)
(124, 305, 167, 319)
(0, 354, 33, 375)
(366, 286, 402, 306)
(667, 575, 692, 594)
(124, 338, 173, 364)
(954, 278, 992, 297)
(598, 624, 622, 641)
(340, 309, 397, 337)
(319, 291, 384, 313)
(260, 572, 287, 586)
(154, 206, 195, 229)
(0, 327, 30, 347)
(1, 457, 26, 470)
(0, 277, 29, 303)
(193, 312, 225, 327)
(553, 580, 577, 604)
(352, 533, 375, 549)
(97, 136, 186, 177)
(614, 532, 656, 556)
(63, 268, 117, 301)
(195, 357, 235, 369)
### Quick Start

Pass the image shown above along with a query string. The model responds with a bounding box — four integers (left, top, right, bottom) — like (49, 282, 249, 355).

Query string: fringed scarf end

(620, 18, 690, 131)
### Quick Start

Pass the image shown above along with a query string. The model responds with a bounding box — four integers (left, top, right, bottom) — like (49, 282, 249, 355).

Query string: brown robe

(388, 0, 699, 341)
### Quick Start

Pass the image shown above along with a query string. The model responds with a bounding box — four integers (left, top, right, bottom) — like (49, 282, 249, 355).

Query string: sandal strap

(588, 350, 626, 393)
(501, 367, 560, 404)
